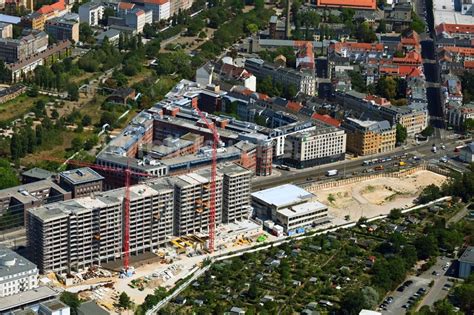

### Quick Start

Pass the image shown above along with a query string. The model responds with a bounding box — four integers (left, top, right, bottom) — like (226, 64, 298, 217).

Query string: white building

(38, 299, 71, 315)
(78, 3, 104, 26)
(143, 0, 170, 22)
(0, 245, 38, 297)
(286, 124, 346, 168)
(275, 201, 329, 234)
(251, 184, 330, 233)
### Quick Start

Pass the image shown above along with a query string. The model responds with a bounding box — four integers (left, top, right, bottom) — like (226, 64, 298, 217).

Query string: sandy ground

(315, 170, 446, 221)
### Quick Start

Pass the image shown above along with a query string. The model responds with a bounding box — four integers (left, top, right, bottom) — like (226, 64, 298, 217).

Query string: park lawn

(0, 94, 50, 122)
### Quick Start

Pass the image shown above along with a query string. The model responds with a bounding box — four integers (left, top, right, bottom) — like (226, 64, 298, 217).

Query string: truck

(326, 169, 338, 176)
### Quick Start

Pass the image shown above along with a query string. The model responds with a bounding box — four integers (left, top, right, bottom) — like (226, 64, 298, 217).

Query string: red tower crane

(43, 157, 153, 273)
(194, 107, 220, 253)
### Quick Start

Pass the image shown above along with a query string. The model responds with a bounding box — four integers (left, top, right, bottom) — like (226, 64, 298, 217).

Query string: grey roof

(459, 246, 474, 264)
(40, 299, 69, 312)
(95, 29, 121, 41)
(0, 286, 59, 312)
(0, 14, 20, 24)
(22, 167, 56, 180)
(59, 167, 104, 185)
(77, 300, 109, 315)
(0, 179, 68, 205)
(218, 163, 251, 177)
(0, 245, 37, 280)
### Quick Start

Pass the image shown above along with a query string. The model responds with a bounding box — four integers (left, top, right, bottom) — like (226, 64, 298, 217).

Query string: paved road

(417, 257, 455, 309)
(252, 138, 461, 192)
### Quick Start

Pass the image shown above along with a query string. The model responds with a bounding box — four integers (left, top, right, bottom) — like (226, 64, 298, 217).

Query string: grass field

(0, 94, 50, 122)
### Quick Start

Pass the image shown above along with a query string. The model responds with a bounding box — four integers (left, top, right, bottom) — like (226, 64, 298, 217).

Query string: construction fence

(302, 163, 453, 192)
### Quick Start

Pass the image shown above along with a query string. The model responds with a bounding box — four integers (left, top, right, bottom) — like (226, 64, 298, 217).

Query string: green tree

(71, 137, 83, 151)
(81, 115, 92, 126)
(340, 290, 367, 314)
(396, 124, 408, 144)
(247, 23, 258, 34)
(0, 159, 19, 189)
(376, 76, 397, 100)
(388, 208, 403, 220)
(118, 292, 131, 309)
(67, 84, 79, 101)
(60, 291, 81, 314)
(454, 275, 474, 312)
(418, 184, 441, 204)
(248, 281, 259, 300)
(421, 125, 434, 137)
(414, 235, 438, 260)
(464, 118, 474, 132)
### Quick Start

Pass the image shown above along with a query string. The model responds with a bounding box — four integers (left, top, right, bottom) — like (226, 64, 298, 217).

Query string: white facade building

(143, 0, 170, 22)
(275, 201, 329, 233)
(0, 246, 38, 297)
(78, 3, 104, 26)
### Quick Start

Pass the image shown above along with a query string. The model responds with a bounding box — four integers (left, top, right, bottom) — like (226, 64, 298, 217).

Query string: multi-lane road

(252, 136, 464, 191)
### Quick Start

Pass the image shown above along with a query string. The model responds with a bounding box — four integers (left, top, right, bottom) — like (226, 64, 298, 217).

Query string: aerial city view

(0, 0, 473, 313)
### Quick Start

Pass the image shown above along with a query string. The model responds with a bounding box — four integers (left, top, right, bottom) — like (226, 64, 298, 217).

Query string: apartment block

(285, 122, 346, 169)
(219, 163, 252, 223)
(79, 3, 104, 26)
(26, 182, 174, 274)
(0, 31, 48, 63)
(172, 169, 223, 236)
(45, 17, 79, 42)
(342, 117, 396, 156)
(132, 0, 170, 22)
(245, 58, 316, 96)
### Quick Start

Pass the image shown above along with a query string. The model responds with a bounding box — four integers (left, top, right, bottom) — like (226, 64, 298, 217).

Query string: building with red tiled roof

(465, 60, 474, 69)
(286, 101, 303, 113)
(311, 113, 341, 127)
(316, 0, 376, 10)
(365, 95, 391, 106)
(37, 0, 66, 15)
(436, 23, 474, 40)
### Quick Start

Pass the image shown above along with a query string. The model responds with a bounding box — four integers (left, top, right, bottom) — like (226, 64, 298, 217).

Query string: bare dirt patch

(314, 170, 447, 221)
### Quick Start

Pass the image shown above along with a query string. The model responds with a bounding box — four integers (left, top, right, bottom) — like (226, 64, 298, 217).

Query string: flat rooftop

(0, 245, 37, 279)
(433, 0, 474, 25)
(218, 163, 251, 177)
(277, 201, 328, 218)
(22, 167, 56, 180)
(0, 286, 59, 312)
(459, 246, 474, 264)
(251, 184, 314, 208)
(0, 179, 68, 205)
(41, 299, 69, 312)
(59, 167, 104, 185)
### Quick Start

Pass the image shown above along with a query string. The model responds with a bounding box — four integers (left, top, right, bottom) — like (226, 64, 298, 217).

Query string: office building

(219, 164, 252, 223)
(285, 123, 346, 168)
(21, 168, 56, 184)
(0, 286, 59, 314)
(448, 102, 474, 128)
(245, 58, 316, 96)
(38, 299, 71, 315)
(459, 246, 474, 279)
(27, 181, 174, 274)
(251, 184, 329, 234)
(0, 245, 38, 297)
(342, 117, 396, 156)
(58, 167, 104, 198)
(0, 179, 71, 230)
(0, 31, 48, 63)
(45, 17, 79, 42)
(79, 3, 104, 26)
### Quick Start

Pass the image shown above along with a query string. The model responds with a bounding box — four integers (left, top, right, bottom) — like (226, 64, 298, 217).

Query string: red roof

(142, 0, 169, 4)
(118, 2, 135, 10)
(436, 23, 474, 36)
(393, 51, 422, 65)
(444, 46, 474, 56)
(311, 113, 341, 127)
(37, 0, 65, 14)
(465, 61, 474, 69)
(286, 101, 303, 112)
(332, 42, 384, 54)
(316, 0, 375, 9)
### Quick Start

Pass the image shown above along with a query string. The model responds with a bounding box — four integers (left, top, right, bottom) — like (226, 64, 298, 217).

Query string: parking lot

(380, 257, 455, 314)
